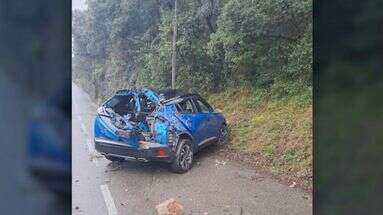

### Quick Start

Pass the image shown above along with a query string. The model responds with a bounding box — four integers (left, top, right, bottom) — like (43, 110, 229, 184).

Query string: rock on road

(72, 83, 312, 215)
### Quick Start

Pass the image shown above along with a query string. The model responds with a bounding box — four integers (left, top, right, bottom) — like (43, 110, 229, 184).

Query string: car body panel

(177, 112, 210, 146)
(94, 115, 141, 148)
(209, 112, 226, 137)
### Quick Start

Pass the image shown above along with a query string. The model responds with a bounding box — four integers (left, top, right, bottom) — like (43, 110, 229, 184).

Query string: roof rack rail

(160, 93, 197, 104)
(115, 89, 130, 95)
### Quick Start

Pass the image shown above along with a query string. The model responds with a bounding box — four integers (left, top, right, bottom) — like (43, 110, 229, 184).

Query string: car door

(176, 97, 209, 145)
(192, 97, 219, 141)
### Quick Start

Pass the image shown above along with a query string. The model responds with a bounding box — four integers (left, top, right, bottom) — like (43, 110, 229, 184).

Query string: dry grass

(208, 87, 312, 189)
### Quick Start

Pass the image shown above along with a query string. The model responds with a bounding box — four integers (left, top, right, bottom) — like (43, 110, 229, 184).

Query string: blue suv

(94, 88, 229, 173)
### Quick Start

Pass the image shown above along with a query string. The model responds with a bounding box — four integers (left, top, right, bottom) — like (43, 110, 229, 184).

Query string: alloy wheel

(218, 126, 229, 145)
(179, 144, 193, 170)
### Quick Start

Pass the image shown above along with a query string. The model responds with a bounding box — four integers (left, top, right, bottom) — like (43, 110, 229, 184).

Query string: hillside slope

(208, 88, 312, 190)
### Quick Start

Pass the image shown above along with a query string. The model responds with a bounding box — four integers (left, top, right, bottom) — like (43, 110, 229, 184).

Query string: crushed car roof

(158, 89, 197, 100)
(114, 88, 198, 100)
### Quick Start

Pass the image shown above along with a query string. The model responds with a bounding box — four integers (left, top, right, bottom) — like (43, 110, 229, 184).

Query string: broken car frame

(94, 88, 229, 173)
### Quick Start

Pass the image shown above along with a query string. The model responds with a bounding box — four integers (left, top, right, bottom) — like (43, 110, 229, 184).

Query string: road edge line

(100, 184, 118, 215)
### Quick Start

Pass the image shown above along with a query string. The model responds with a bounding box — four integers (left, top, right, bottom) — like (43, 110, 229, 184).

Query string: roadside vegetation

(208, 87, 312, 189)
(73, 0, 312, 188)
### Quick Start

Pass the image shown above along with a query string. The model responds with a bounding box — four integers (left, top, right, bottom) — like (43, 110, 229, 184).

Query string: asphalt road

(72, 83, 312, 215)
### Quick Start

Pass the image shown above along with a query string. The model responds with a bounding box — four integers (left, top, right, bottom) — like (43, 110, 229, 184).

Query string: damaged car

(94, 88, 229, 173)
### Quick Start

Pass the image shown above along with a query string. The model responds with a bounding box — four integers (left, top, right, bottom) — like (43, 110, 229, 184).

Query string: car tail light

(157, 148, 167, 157)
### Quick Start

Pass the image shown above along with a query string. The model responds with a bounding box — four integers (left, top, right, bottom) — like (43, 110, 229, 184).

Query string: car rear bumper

(94, 137, 175, 163)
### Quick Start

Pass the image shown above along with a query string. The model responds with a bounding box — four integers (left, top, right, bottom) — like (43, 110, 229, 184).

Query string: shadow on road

(103, 143, 225, 174)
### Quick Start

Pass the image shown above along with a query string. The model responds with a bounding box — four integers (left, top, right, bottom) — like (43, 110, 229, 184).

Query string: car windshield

(105, 96, 120, 108)
(105, 95, 136, 115)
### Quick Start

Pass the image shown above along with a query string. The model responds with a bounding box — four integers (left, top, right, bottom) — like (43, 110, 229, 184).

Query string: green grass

(208, 86, 312, 187)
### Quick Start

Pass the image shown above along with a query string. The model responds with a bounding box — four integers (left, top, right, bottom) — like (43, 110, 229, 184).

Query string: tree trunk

(212, 43, 224, 92)
(171, 0, 177, 89)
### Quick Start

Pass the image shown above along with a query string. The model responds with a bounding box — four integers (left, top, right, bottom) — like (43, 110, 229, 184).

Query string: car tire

(170, 139, 194, 173)
(217, 124, 229, 145)
(105, 155, 125, 162)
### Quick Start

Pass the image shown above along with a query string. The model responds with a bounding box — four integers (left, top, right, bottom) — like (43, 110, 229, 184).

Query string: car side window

(194, 98, 213, 113)
(176, 99, 195, 113)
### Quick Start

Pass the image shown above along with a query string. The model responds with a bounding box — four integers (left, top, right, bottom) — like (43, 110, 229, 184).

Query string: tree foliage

(72, 0, 312, 100)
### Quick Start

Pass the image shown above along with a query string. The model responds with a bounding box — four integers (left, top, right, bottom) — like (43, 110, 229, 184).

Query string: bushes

(73, 0, 312, 100)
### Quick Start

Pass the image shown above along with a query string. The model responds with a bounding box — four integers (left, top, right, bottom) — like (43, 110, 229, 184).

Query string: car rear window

(194, 99, 213, 113)
(176, 99, 195, 113)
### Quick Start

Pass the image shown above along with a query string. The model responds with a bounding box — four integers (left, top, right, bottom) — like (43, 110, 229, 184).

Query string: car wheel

(105, 155, 125, 162)
(170, 139, 194, 173)
(217, 124, 229, 145)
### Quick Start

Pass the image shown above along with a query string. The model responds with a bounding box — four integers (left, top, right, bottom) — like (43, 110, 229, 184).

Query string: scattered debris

(104, 179, 111, 183)
(289, 182, 297, 188)
(155, 198, 184, 215)
(251, 174, 264, 181)
(89, 153, 103, 161)
(75, 179, 79, 183)
(74, 206, 79, 210)
(107, 161, 122, 171)
(215, 159, 227, 166)
(109, 166, 122, 171)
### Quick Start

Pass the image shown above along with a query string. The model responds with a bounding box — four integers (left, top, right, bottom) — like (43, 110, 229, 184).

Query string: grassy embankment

(208, 87, 312, 189)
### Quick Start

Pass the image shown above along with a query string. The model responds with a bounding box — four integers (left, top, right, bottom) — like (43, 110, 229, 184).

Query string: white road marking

(86, 138, 94, 154)
(100, 184, 118, 215)
(87, 139, 101, 167)
(79, 119, 89, 136)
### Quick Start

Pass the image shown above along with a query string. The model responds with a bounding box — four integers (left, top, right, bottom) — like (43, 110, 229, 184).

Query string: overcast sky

(72, 0, 87, 10)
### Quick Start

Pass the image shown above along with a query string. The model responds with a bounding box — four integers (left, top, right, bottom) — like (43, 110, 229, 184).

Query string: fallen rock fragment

(215, 159, 227, 166)
(155, 198, 184, 215)
(289, 182, 297, 188)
